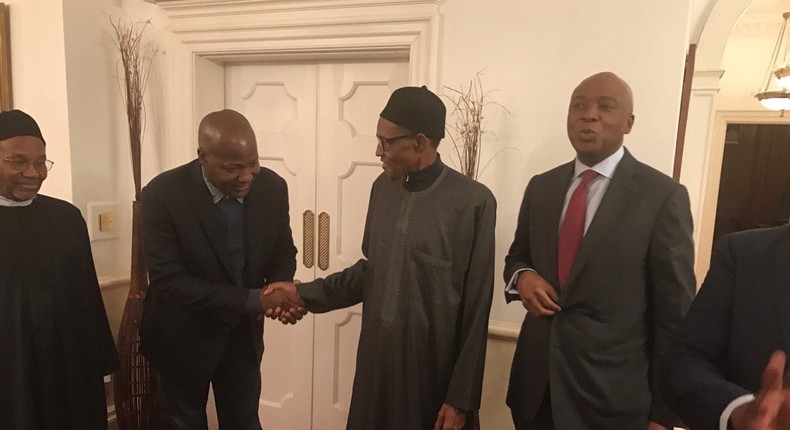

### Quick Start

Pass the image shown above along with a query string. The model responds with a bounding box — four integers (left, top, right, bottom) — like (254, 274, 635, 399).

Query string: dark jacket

(504, 149, 695, 429)
(140, 159, 296, 385)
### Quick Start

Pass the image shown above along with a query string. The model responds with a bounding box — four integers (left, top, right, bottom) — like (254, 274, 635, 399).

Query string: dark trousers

(512, 387, 555, 430)
(157, 323, 262, 430)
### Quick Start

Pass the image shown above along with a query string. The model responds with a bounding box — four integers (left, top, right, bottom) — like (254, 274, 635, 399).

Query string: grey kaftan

(298, 166, 496, 430)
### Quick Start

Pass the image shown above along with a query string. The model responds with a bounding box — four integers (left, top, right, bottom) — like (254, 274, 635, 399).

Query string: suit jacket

(139, 159, 296, 385)
(504, 148, 695, 429)
(661, 225, 790, 430)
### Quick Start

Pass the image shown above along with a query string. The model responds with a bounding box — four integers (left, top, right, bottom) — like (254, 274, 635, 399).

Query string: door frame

(155, 0, 440, 169)
(695, 110, 790, 282)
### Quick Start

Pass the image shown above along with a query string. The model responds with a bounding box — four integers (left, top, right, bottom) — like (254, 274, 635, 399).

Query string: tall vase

(114, 200, 161, 430)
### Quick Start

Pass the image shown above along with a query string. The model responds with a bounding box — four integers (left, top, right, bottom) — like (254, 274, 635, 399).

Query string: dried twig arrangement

(110, 16, 156, 200)
(109, 15, 161, 430)
(444, 71, 513, 180)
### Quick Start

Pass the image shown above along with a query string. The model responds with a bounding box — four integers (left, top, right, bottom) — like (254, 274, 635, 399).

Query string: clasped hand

(516, 270, 561, 316)
(259, 281, 307, 324)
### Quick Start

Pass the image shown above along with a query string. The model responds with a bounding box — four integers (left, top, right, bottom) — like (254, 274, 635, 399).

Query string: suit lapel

(189, 162, 236, 281)
(774, 226, 790, 350)
(564, 150, 638, 290)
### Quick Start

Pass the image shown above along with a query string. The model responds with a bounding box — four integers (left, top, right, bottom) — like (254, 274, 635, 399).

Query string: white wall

(113, 0, 695, 327)
(62, 0, 129, 278)
(5, 0, 73, 201)
(6, 0, 708, 427)
(4, 0, 718, 317)
(438, 0, 693, 325)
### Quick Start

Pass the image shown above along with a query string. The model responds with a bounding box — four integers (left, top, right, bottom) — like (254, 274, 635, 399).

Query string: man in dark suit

(661, 225, 790, 430)
(503, 72, 695, 430)
(140, 109, 302, 430)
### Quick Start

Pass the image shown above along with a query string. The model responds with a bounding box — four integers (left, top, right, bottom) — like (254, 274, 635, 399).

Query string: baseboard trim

(99, 275, 130, 291)
(107, 405, 116, 424)
(488, 320, 520, 341)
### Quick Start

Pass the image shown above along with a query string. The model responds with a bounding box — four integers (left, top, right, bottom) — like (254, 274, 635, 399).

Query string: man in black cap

(0, 109, 120, 429)
(268, 86, 497, 430)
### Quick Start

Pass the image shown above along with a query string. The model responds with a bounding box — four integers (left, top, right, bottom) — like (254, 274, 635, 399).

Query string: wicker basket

(114, 201, 161, 430)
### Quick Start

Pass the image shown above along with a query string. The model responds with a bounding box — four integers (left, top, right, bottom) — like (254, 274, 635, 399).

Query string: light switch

(87, 202, 120, 242)
(98, 212, 115, 232)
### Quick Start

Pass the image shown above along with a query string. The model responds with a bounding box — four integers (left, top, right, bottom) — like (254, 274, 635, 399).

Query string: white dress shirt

(505, 145, 626, 294)
(720, 394, 755, 430)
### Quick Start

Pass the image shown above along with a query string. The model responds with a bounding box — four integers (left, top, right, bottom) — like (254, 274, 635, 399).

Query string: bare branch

(109, 15, 157, 199)
(442, 70, 513, 180)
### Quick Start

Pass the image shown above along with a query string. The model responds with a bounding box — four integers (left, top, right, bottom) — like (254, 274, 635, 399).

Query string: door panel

(224, 59, 408, 430)
(225, 63, 318, 430)
(312, 61, 408, 429)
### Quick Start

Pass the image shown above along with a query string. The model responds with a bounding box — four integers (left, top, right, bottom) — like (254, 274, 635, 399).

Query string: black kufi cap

(0, 110, 45, 144)
(380, 86, 445, 139)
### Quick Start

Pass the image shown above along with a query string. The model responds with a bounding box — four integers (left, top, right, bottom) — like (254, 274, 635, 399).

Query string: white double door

(220, 59, 408, 430)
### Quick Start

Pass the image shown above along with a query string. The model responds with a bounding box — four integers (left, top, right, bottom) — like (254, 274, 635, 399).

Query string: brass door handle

(317, 212, 330, 270)
(303, 210, 315, 268)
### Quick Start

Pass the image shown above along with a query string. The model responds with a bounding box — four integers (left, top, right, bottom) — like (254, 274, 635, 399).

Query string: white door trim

(694, 110, 790, 283)
(155, 0, 439, 169)
(680, 0, 755, 285)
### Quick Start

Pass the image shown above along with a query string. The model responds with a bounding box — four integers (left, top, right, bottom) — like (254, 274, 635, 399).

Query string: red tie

(557, 169, 599, 289)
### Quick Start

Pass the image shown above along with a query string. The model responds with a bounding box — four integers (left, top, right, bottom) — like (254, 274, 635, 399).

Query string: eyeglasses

(3, 158, 55, 172)
(377, 133, 417, 149)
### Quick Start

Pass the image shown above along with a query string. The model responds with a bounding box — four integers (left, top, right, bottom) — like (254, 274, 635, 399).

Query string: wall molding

(98, 275, 130, 291)
(152, 0, 437, 10)
(99, 276, 521, 341)
(107, 405, 116, 425)
(692, 68, 726, 91)
(488, 319, 519, 341)
(155, 0, 440, 169)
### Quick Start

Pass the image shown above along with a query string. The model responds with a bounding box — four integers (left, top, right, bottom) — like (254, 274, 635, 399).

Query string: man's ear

(414, 134, 428, 152)
(625, 114, 635, 134)
(197, 147, 207, 164)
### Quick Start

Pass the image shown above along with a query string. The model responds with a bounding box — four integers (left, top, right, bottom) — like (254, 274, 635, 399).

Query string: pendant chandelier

(755, 12, 790, 112)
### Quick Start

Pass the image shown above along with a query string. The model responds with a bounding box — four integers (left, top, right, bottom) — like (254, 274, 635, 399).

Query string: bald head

(197, 109, 261, 199)
(574, 72, 634, 114)
(567, 71, 636, 166)
(198, 109, 257, 153)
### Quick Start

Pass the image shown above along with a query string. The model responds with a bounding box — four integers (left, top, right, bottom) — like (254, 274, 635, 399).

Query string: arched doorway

(679, 0, 789, 283)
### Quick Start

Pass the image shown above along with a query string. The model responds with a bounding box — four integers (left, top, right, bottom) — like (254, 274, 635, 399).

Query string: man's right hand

(260, 282, 306, 324)
(516, 270, 561, 316)
(730, 350, 790, 430)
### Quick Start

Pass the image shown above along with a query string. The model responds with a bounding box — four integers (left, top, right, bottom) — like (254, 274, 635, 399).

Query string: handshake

(258, 281, 307, 324)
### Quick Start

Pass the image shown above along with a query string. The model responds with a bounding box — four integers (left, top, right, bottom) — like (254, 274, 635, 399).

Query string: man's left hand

(433, 403, 466, 430)
(647, 421, 671, 430)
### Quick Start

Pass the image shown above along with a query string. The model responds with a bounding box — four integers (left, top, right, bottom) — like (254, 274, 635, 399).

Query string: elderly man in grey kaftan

(269, 86, 496, 430)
